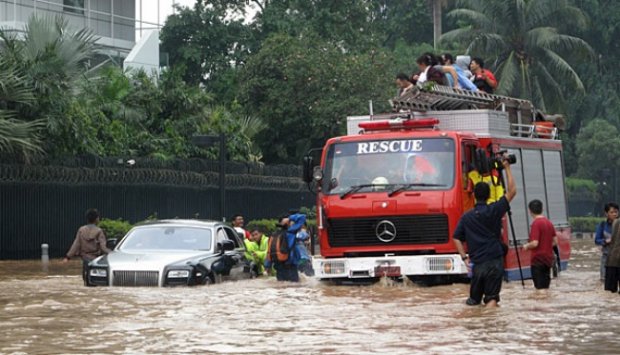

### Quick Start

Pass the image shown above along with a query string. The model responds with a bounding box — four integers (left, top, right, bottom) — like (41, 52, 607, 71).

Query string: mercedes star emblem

(375, 220, 397, 243)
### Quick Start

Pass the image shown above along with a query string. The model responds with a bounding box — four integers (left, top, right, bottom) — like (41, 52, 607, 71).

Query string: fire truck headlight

(322, 261, 346, 275)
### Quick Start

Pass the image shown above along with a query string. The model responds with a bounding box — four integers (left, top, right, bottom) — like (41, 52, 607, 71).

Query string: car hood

(105, 249, 212, 270)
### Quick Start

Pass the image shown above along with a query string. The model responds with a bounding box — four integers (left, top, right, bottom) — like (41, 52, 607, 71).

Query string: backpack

(267, 229, 292, 263)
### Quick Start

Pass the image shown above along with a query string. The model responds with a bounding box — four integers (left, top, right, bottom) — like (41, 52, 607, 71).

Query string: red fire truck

(303, 86, 571, 283)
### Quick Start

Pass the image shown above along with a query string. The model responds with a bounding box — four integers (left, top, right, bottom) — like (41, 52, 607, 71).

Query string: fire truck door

(462, 141, 479, 211)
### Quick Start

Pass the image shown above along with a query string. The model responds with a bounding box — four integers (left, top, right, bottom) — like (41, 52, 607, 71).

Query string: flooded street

(0, 238, 619, 354)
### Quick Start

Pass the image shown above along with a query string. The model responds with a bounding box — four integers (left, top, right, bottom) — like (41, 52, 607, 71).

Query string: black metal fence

(0, 159, 315, 259)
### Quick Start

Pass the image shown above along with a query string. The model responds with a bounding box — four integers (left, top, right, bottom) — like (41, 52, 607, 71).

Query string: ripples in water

(0, 238, 618, 354)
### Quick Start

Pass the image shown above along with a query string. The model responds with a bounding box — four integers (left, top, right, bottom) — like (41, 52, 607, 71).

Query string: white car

(87, 220, 255, 287)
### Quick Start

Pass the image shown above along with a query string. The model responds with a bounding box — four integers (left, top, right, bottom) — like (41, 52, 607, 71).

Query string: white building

(0, 0, 181, 73)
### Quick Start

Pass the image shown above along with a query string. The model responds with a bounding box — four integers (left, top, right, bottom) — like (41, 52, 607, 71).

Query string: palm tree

(441, 0, 593, 112)
(0, 15, 99, 139)
(0, 59, 43, 159)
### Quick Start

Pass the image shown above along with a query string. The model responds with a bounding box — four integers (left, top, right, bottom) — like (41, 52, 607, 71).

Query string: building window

(64, 0, 85, 15)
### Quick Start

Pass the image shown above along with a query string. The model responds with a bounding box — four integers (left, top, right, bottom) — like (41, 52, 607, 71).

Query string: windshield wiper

(387, 183, 445, 197)
(340, 184, 380, 199)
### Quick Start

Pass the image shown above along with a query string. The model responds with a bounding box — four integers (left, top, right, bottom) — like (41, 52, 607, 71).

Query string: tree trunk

(433, 0, 442, 50)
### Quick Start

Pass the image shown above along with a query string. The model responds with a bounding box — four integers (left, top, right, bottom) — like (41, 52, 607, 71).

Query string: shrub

(566, 177, 598, 201)
(99, 218, 133, 239)
(569, 217, 603, 232)
(246, 219, 279, 235)
(247, 218, 317, 236)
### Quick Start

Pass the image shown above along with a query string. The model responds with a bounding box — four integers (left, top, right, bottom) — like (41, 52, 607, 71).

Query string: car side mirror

(218, 240, 235, 254)
(106, 238, 117, 250)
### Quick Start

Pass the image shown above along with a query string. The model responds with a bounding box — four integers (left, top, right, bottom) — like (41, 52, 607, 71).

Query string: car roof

(133, 219, 227, 228)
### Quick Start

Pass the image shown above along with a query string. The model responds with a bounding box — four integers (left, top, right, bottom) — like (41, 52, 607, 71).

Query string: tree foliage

(240, 33, 393, 163)
(575, 119, 620, 179)
(441, 0, 593, 112)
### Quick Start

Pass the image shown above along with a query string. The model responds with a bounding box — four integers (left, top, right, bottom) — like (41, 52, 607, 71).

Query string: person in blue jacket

(595, 202, 619, 281)
(265, 213, 306, 282)
(441, 53, 478, 91)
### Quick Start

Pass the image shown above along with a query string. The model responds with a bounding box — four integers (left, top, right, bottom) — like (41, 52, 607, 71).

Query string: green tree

(160, 1, 251, 90)
(0, 15, 98, 156)
(0, 59, 43, 159)
(441, 0, 593, 112)
(575, 118, 620, 179)
(241, 33, 393, 163)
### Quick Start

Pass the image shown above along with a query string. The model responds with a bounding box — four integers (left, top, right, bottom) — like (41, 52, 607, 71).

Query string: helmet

(372, 176, 389, 190)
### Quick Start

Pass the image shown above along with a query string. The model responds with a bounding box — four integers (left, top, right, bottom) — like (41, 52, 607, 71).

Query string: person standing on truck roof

(470, 57, 498, 94)
(395, 73, 415, 97)
(411, 53, 459, 89)
(453, 154, 517, 307)
(440, 53, 478, 91)
(595, 202, 619, 281)
(522, 199, 558, 289)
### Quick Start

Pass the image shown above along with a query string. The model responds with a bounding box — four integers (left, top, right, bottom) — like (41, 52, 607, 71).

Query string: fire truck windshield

(323, 138, 455, 195)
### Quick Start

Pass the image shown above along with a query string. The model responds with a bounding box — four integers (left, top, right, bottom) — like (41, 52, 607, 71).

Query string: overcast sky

(136, 0, 258, 37)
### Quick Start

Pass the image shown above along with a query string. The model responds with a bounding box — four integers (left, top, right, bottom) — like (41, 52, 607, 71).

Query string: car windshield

(323, 138, 455, 194)
(119, 226, 212, 251)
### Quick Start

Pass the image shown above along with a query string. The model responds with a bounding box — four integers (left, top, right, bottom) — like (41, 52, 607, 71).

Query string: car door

(222, 226, 253, 280)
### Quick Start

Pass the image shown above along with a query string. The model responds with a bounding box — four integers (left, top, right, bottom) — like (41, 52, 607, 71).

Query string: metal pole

(87, 0, 90, 29)
(219, 133, 226, 222)
(111, 0, 114, 40)
(41, 243, 49, 263)
(140, 0, 142, 38)
(13, 0, 17, 23)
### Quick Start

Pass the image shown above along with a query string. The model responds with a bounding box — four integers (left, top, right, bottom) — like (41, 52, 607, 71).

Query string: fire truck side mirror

(312, 166, 324, 182)
(302, 155, 314, 183)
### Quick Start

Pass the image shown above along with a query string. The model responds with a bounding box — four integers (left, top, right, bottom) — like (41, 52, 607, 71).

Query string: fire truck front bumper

(312, 254, 468, 280)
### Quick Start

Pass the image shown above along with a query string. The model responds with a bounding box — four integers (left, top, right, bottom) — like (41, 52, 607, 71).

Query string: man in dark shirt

(523, 199, 558, 289)
(453, 156, 516, 307)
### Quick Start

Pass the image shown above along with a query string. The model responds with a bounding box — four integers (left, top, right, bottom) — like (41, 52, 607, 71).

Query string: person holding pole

(453, 155, 517, 307)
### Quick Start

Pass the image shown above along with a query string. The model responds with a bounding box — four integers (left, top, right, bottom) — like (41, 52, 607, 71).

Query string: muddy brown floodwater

(0, 238, 619, 354)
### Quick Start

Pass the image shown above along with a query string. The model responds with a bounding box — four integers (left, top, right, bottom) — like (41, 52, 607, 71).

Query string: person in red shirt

(470, 57, 498, 94)
(522, 199, 558, 289)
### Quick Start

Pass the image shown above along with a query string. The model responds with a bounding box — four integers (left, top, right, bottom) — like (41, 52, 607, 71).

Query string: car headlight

(89, 268, 107, 277)
(167, 270, 190, 278)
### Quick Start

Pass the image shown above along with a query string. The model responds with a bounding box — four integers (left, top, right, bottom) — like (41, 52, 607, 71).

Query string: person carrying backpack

(265, 213, 304, 282)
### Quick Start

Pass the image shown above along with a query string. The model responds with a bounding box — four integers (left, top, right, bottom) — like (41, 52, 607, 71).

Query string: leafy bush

(247, 218, 317, 236)
(99, 218, 133, 239)
(566, 177, 598, 201)
(569, 217, 603, 232)
(246, 219, 278, 235)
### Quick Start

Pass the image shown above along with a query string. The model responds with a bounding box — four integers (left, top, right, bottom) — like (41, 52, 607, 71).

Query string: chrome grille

(113, 270, 159, 287)
(327, 214, 449, 247)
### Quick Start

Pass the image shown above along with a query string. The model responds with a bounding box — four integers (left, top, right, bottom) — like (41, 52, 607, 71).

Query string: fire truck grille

(327, 215, 449, 247)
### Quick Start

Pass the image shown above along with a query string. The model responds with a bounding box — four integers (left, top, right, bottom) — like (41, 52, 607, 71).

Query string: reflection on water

(0, 239, 618, 354)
